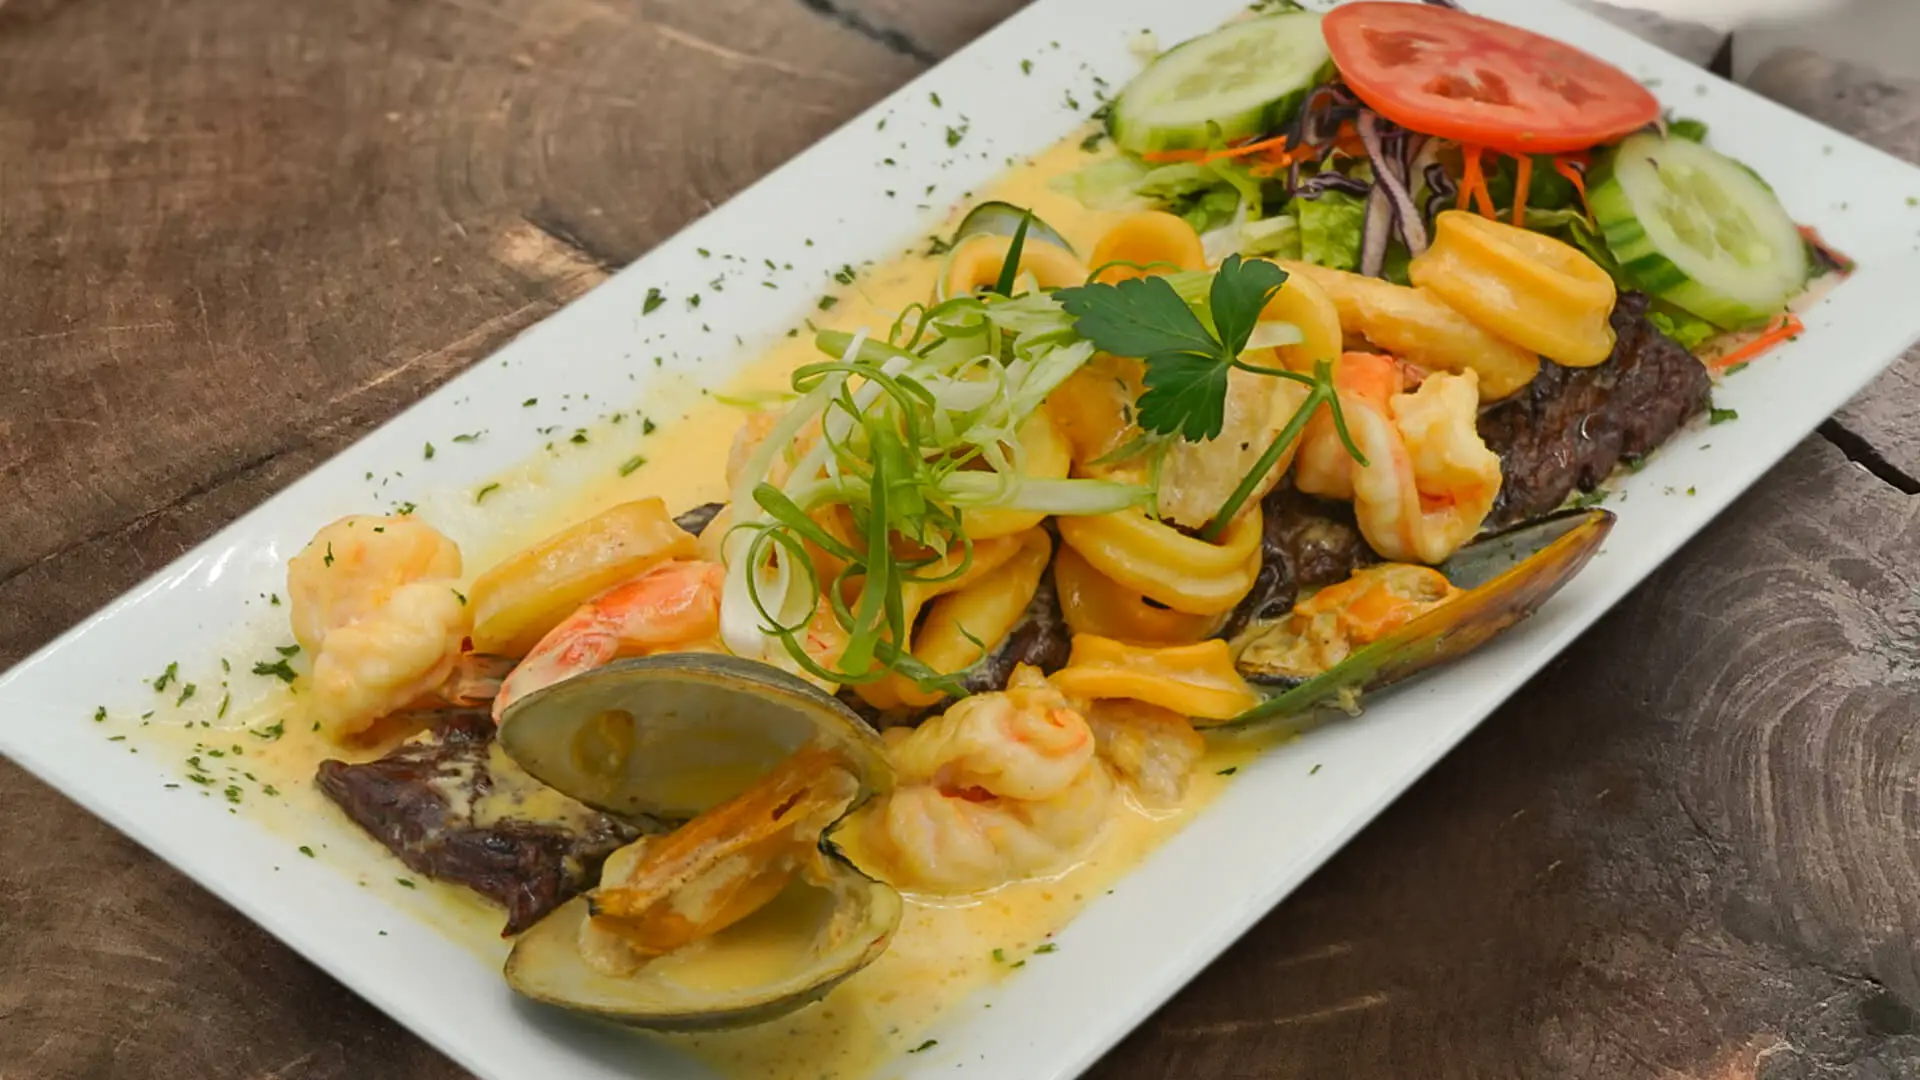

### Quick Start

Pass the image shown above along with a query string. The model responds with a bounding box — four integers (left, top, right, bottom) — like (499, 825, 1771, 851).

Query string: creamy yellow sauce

(122, 131, 1292, 1079)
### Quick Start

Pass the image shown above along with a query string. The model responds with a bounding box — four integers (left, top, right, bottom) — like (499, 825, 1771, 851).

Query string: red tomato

(1323, 2, 1659, 154)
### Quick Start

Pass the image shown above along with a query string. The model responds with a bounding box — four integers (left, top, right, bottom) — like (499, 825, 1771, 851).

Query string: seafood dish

(81, 2, 1852, 1076)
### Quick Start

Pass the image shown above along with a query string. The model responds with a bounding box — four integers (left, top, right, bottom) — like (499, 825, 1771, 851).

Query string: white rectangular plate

(5, 1, 1920, 1078)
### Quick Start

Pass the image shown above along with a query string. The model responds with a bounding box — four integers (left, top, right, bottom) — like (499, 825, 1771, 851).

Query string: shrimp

(1084, 700, 1205, 808)
(288, 515, 462, 654)
(1293, 352, 1418, 502)
(1295, 353, 1502, 565)
(889, 665, 1096, 798)
(287, 515, 469, 739)
(581, 746, 861, 973)
(492, 560, 724, 721)
(860, 667, 1116, 895)
(1351, 366, 1502, 564)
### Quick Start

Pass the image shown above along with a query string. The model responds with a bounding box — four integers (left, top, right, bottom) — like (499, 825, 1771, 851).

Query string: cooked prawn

(581, 746, 860, 974)
(287, 515, 470, 739)
(861, 667, 1116, 895)
(492, 560, 724, 721)
(888, 665, 1095, 799)
(1295, 353, 1501, 565)
(1293, 351, 1420, 502)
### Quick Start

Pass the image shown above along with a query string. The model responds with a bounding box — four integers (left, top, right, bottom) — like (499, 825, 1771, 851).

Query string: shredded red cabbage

(1357, 113, 1429, 269)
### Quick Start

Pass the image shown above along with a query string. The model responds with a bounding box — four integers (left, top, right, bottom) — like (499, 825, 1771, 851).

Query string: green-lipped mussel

(497, 654, 900, 1031)
(1227, 508, 1614, 727)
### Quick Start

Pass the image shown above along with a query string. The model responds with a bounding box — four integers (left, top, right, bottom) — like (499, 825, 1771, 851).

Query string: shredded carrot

(1553, 156, 1591, 216)
(1708, 313, 1804, 372)
(1141, 133, 1293, 165)
(1796, 224, 1856, 275)
(1247, 142, 1329, 178)
(1511, 154, 1533, 227)
(1457, 145, 1496, 219)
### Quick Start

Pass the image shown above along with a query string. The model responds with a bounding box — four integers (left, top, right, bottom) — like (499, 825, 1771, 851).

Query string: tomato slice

(1323, 2, 1659, 155)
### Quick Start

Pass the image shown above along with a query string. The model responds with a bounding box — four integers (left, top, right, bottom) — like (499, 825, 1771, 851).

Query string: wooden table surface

(4, 2, 1919, 1078)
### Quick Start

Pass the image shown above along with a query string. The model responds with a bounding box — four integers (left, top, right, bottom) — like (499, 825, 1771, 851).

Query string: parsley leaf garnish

(1138, 351, 1234, 443)
(1056, 255, 1364, 536)
(1207, 255, 1288, 357)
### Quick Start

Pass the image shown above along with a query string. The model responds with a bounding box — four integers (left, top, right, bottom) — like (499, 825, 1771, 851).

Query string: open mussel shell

(497, 653, 901, 1030)
(504, 881, 902, 1031)
(498, 652, 892, 822)
(1225, 508, 1614, 728)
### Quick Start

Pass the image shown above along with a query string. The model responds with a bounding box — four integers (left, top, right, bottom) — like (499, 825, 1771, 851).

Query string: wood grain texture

(2, 2, 1918, 1079)
(0, 0, 922, 666)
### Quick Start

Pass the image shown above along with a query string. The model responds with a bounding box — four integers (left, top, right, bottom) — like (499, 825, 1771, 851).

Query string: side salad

(1051, 0, 1839, 364)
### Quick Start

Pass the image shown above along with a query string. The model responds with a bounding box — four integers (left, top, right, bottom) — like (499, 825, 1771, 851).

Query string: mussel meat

(497, 654, 900, 1030)
(1226, 508, 1613, 727)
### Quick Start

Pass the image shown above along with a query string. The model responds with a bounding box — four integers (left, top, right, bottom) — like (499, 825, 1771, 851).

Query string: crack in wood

(0, 443, 292, 593)
(1818, 419, 1920, 495)
(791, 0, 938, 65)
(519, 208, 631, 274)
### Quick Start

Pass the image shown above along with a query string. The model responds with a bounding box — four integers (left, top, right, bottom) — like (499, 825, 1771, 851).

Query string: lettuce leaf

(1049, 157, 1153, 210)
(1667, 116, 1709, 142)
(1177, 186, 1242, 234)
(1293, 190, 1368, 272)
(1566, 215, 1625, 285)
(1239, 214, 1302, 259)
(1134, 162, 1220, 201)
(1647, 302, 1719, 352)
(1382, 242, 1412, 287)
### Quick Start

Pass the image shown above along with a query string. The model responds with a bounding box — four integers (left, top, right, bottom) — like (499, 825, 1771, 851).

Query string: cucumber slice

(952, 201, 1074, 255)
(1590, 132, 1807, 329)
(1108, 14, 1332, 156)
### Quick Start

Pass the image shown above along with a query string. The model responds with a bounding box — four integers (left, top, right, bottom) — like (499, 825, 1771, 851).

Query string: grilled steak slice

(1220, 485, 1375, 640)
(316, 708, 644, 935)
(959, 574, 1072, 695)
(1479, 292, 1712, 527)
